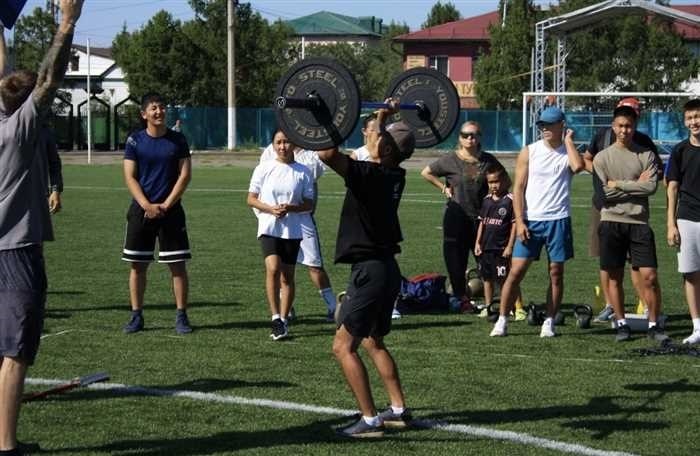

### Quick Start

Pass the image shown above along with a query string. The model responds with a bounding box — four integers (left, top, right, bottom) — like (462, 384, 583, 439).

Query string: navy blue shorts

(0, 245, 47, 364)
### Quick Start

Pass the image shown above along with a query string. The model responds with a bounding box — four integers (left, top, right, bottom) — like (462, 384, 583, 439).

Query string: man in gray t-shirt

(0, 2, 84, 453)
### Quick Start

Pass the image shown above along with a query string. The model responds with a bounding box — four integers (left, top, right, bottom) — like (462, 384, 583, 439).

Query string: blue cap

(536, 106, 565, 124)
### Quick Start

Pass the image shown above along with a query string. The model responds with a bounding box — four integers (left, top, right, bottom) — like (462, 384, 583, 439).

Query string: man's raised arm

(32, 0, 84, 111)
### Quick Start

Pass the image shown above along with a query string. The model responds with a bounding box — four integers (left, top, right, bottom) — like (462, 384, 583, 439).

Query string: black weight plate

(384, 67, 460, 148)
(274, 58, 360, 150)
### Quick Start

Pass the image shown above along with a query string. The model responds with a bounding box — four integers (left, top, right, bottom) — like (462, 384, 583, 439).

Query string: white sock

(617, 318, 627, 327)
(649, 321, 657, 329)
(363, 415, 380, 426)
(391, 405, 405, 414)
(320, 287, 336, 312)
(543, 317, 553, 326)
(496, 315, 507, 325)
(271, 313, 280, 321)
(692, 318, 700, 332)
(281, 318, 288, 325)
(605, 303, 612, 308)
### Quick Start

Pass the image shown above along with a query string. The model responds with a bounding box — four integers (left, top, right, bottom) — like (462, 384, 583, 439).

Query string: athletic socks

(391, 405, 405, 415)
(496, 315, 507, 326)
(320, 287, 336, 312)
(617, 318, 627, 327)
(271, 313, 280, 321)
(363, 415, 381, 426)
(648, 321, 657, 329)
(693, 318, 700, 332)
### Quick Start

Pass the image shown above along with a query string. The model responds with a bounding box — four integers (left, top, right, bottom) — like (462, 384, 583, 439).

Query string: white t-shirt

(352, 145, 371, 162)
(260, 145, 325, 181)
(248, 160, 314, 239)
(524, 139, 572, 221)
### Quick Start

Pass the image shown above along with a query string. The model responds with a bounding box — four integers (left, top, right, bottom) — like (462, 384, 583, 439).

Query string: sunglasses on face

(460, 131, 480, 139)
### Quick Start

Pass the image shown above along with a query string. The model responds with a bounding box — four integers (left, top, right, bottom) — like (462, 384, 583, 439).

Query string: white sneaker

(391, 308, 402, 320)
(682, 330, 700, 345)
(490, 323, 507, 337)
(540, 321, 556, 338)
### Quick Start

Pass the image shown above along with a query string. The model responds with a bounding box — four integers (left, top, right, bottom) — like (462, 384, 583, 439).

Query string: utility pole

(227, 0, 237, 150)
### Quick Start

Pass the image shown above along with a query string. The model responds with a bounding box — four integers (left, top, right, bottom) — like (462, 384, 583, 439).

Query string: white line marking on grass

(25, 377, 638, 456)
(40, 330, 75, 339)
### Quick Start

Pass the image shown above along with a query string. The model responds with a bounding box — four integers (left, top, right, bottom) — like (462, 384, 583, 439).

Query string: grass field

(20, 162, 699, 455)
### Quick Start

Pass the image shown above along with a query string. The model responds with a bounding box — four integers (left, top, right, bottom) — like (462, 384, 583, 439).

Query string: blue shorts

(512, 218, 573, 263)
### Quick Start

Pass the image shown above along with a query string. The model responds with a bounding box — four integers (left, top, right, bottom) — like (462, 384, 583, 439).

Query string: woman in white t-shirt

(247, 130, 314, 340)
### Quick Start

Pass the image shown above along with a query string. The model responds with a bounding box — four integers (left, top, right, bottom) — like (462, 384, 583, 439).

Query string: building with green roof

(286, 11, 385, 49)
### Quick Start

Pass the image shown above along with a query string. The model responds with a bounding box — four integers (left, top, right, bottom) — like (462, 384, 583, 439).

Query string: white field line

(25, 377, 638, 456)
(63, 186, 665, 209)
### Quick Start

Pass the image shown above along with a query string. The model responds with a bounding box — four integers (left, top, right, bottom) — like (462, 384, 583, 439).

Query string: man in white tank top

(490, 106, 584, 338)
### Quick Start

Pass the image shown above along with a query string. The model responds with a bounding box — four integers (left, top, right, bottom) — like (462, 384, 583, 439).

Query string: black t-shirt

(334, 160, 405, 264)
(478, 194, 514, 251)
(666, 139, 700, 222)
(428, 151, 503, 218)
(588, 128, 659, 210)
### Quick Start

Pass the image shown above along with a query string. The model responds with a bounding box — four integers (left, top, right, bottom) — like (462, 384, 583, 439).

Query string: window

(70, 54, 79, 72)
(428, 56, 448, 75)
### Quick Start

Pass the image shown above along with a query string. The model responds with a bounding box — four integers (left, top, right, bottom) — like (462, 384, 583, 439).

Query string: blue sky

(6, 0, 700, 47)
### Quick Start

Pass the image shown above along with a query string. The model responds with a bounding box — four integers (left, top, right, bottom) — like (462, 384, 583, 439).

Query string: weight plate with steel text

(384, 67, 460, 148)
(274, 57, 360, 150)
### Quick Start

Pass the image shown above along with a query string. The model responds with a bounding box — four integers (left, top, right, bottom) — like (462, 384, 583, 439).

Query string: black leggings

(442, 203, 478, 299)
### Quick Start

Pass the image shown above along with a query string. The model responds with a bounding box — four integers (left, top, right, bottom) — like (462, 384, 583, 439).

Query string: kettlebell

(526, 303, 545, 326)
(334, 291, 347, 325)
(574, 304, 593, 329)
(486, 302, 500, 323)
(553, 310, 566, 326)
(466, 268, 484, 298)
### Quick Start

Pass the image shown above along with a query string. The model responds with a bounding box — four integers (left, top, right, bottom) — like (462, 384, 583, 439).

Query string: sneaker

(378, 407, 412, 428)
(18, 441, 41, 454)
(540, 321, 556, 338)
(490, 322, 507, 337)
(647, 325, 670, 344)
(616, 324, 632, 342)
(514, 308, 527, 321)
(123, 311, 144, 334)
(335, 418, 384, 438)
(175, 310, 193, 334)
(478, 308, 489, 318)
(391, 308, 402, 320)
(595, 305, 615, 322)
(682, 330, 700, 345)
(270, 318, 288, 341)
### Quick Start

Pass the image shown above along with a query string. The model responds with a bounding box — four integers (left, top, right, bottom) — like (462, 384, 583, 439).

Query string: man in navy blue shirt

(122, 93, 193, 334)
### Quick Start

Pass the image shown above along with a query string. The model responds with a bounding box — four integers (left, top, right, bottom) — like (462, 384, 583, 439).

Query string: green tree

(12, 7, 57, 72)
(422, 1, 462, 28)
(557, 0, 697, 95)
(473, 1, 539, 109)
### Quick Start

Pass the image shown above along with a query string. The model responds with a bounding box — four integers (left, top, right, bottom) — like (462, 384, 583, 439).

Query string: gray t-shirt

(428, 151, 502, 218)
(0, 95, 54, 250)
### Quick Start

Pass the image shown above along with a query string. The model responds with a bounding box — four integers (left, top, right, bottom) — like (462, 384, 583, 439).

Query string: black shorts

(337, 257, 401, 339)
(122, 201, 191, 263)
(260, 235, 301, 265)
(478, 251, 509, 281)
(599, 221, 658, 270)
(0, 246, 47, 364)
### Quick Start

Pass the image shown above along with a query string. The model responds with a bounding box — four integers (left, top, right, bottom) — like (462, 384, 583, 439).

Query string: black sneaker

(615, 324, 632, 342)
(378, 406, 413, 428)
(123, 310, 144, 334)
(648, 325, 670, 344)
(270, 318, 288, 341)
(335, 418, 384, 438)
(175, 310, 193, 334)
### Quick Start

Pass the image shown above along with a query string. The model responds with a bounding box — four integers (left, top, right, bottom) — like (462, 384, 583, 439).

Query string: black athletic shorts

(337, 257, 401, 339)
(0, 245, 47, 364)
(598, 221, 657, 270)
(260, 235, 301, 265)
(122, 201, 191, 263)
(478, 251, 509, 281)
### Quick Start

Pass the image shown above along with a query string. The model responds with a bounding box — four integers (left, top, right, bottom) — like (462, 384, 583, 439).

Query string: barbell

(273, 57, 460, 151)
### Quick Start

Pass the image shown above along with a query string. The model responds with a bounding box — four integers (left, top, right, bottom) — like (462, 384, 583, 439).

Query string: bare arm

(503, 222, 516, 257)
(474, 221, 484, 256)
(247, 193, 286, 218)
(160, 158, 192, 211)
(0, 25, 7, 77)
(123, 159, 163, 219)
(666, 180, 680, 247)
(513, 146, 529, 242)
(582, 151, 594, 173)
(564, 129, 584, 173)
(421, 165, 451, 198)
(32, 0, 84, 111)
